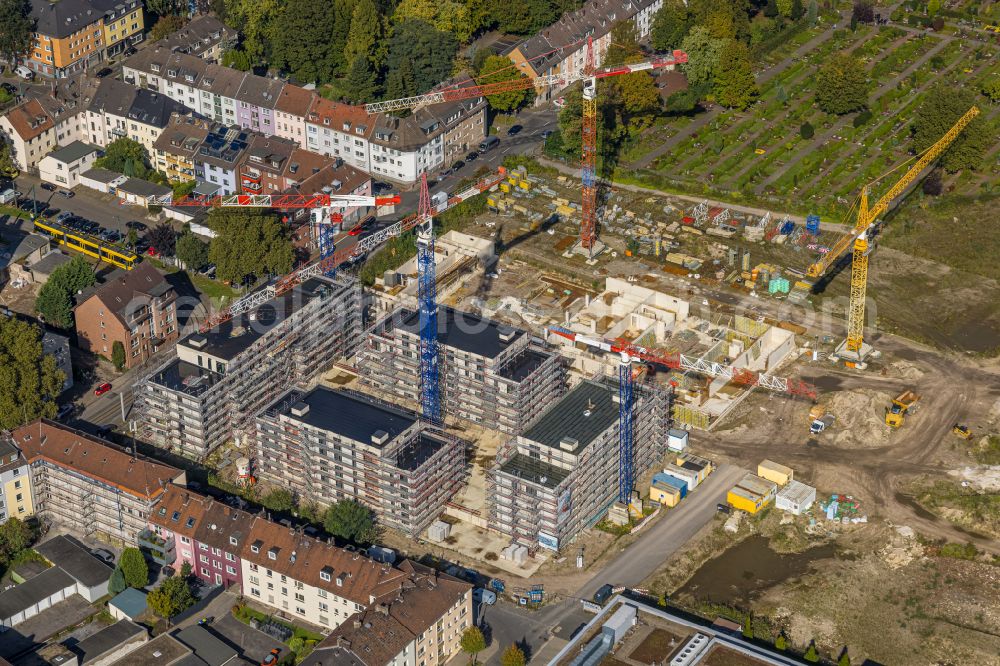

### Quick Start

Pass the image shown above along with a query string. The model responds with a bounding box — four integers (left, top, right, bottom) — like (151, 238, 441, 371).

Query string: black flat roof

(35, 535, 113, 588)
(396, 306, 524, 360)
(522, 380, 618, 453)
(498, 452, 570, 489)
(149, 359, 222, 396)
(180, 277, 339, 360)
(0, 566, 75, 620)
(73, 620, 146, 663)
(395, 433, 446, 472)
(497, 348, 551, 382)
(272, 387, 417, 446)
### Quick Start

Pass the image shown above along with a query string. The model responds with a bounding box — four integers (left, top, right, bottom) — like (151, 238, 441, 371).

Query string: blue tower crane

(618, 352, 635, 504)
(416, 175, 442, 423)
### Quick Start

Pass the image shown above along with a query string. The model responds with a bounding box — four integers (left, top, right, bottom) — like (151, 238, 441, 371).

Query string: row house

(84, 77, 186, 154)
(152, 113, 213, 182)
(235, 76, 284, 135)
(304, 96, 374, 174)
(273, 84, 313, 148)
(26, 0, 144, 78)
(195, 124, 251, 195)
(73, 261, 180, 368)
(506, 0, 665, 105)
(240, 134, 301, 195)
(0, 438, 33, 525)
(0, 78, 95, 171)
(150, 15, 237, 64)
(147, 484, 471, 641)
(5, 420, 184, 547)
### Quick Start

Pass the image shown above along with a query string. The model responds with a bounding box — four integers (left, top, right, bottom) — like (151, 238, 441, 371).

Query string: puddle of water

(804, 375, 843, 391)
(676, 535, 836, 606)
(894, 492, 940, 522)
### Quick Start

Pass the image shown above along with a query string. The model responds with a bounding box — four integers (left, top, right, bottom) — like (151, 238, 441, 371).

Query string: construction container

(676, 453, 714, 484)
(727, 473, 778, 514)
(806, 214, 821, 235)
(758, 459, 794, 486)
(663, 463, 699, 491)
(779, 220, 795, 235)
(500, 182, 511, 193)
(776, 480, 816, 515)
(768, 278, 790, 294)
(667, 428, 689, 451)
(428, 520, 451, 542)
(651, 473, 688, 503)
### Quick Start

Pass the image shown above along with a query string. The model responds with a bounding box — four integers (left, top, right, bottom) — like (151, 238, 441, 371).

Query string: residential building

(73, 262, 179, 368)
(361, 306, 566, 435)
(84, 78, 188, 153)
(0, 99, 57, 171)
(304, 96, 374, 174)
(302, 560, 473, 666)
(195, 123, 250, 195)
(151, 15, 236, 63)
(438, 95, 487, 166)
(273, 84, 313, 148)
(6, 419, 184, 546)
(152, 113, 212, 182)
(290, 155, 372, 230)
(0, 228, 50, 287)
(256, 387, 468, 538)
(135, 274, 363, 459)
(234, 75, 283, 134)
(506, 0, 667, 105)
(368, 109, 446, 183)
(146, 483, 254, 588)
(38, 140, 100, 188)
(489, 378, 669, 551)
(240, 134, 302, 195)
(26, 0, 144, 78)
(0, 438, 33, 524)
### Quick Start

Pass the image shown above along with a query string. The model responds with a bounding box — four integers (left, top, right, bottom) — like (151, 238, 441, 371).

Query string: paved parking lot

(209, 612, 286, 665)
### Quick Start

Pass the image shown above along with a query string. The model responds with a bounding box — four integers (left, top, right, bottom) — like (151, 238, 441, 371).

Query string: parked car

(716, 503, 732, 514)
(123, 46, 137, 57)
(56, 211, 74, 224)
(541, 129, 554, 139)
(56, 403, 74, 420)
(450, 160, 465, 171)
(260, 649, 281, 666)
(91, 548, 115, 565)
(348, 224, 363, 236)
(95, 67, 113, 78)
(473, 588, 497, 605)
(507, 124, 523, 136)
(465, 150, 480, 161)
(15, 65, 33, 81)
(478, 135, 500, 152)
(125, 220, 147, 231)
(57, 189, 75, 198)
(41, 183, 56, 191)
(593, 583, 614, 605)
(0, 82, 17, 96)
(147, 246, 159, 257)
(94, 382, 112, 396)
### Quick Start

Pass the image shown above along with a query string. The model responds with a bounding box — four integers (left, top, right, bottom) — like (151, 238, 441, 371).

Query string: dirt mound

(886, 360, 924, 380)
(827, 389, 892, 449)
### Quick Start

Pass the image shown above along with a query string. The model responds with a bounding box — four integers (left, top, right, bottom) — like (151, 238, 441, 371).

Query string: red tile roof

(274, 84, 315, 117)
(2, 99, 55, 141)
(12, 420, 182, 500)
(306, 96, 375, 139)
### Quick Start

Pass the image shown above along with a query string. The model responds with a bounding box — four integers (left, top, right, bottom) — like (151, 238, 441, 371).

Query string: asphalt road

(481, 463, 745, 664)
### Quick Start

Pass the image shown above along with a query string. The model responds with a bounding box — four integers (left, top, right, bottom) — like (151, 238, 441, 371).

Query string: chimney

(376, 603, 389, 615)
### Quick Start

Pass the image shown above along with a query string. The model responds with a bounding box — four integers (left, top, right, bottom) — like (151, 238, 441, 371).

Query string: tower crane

(366, 40, 688, 257)
(804, 106, 980, 363)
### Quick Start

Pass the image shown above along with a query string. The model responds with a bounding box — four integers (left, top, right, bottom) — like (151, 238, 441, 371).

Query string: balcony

(138, 528, 176, 565)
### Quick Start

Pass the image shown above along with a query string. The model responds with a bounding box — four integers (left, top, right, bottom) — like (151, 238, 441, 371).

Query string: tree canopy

(384, 20, 459, 97)
(148, 574, 196, 621)
(713, 40, 758, 110)
(207, 209, 295, 285)
(95, 138, 157, 180)
(0, 0, 33, 68)
(150, 14, 186, 41)
(652, 0, 691, 51)
(911, 87, 991, 173)
(323, 499, 379, 545)
(500, 644, 527, 666)
(0, 517, 34, 565)
(109, 567, 127, 595)
(176, 232, 209, 270)
(815, 54, 868, 115)
(35, 256, 96, 330)
(680, 26, 726, 88)
(148, 224, 178, 257)
(119, 547, 149, 588)
(270, 0, 341, 83)
(460, 626, 487, 663)
(476, 55, 532, 112)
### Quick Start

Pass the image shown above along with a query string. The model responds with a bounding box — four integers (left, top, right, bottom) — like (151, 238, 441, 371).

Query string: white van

(15, 65, 33, 80)
(0, 189, 19, 205)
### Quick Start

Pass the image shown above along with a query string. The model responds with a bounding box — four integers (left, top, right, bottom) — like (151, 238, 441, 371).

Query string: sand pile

(887, 360, 924, 380)
(827, 388, 892, 449)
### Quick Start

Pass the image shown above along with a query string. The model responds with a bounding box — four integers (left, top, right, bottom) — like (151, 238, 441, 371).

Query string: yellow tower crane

(806, 105, 980, 364)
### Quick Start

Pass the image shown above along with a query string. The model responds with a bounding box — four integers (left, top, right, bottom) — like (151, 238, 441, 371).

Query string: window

(14, 480, 21, 489)
(225, 552, 235, 562)
(318, 602, 328, 612)
(198, 543, 208, 551)
(229, 536, 238, 546)
(226, 565, 236, 575)
(201, 567, 209, 576)
(211, 547, 221, 556)
(200, 554, 208, 563)
(251, 587, 260, 597)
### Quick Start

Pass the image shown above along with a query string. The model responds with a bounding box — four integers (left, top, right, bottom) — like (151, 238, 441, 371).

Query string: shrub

(800, 122, 815, 139)
(853, 110, 873, 127)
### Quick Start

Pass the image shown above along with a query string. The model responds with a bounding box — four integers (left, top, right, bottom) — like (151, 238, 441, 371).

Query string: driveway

(209, 612, 286, 666)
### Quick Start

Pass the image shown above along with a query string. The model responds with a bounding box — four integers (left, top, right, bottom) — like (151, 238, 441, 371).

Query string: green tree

(763, 0, 779, 18)
(270, 0, 341, 83)
(476, 55, 532, 112)
(147, 574, 195, 625)
(0, 0, 32, 68)
(555, 86, 584, 157)
(119, 547, 149, 588)
(912, 86, 990, 172)
(983, 78, 1000, 103)
(680, 26, 726, 87)
(651, 0, 691, 51)
(35, 256, 96, 329)
(499, 644, 526, 666)
(176, 232, 209, 270)
(0, 517, 34, 563)
(180, 561, 193, 579)
(207, 209, 295, 285)
(148, 224, 178, 257)
(838, 650, 851, 666)
(927, 0, 940, 16)
(263, 488, 295, 512)
(804, 641, 819, 662)
(384, 20, 458, 96)
(223, 0, 281, 63)
(344, 0, 384, 68)
(460, 625, 486, 665)
(800, 121, 814, 139)
(0, 139, 19, 178)
(806, 0, 818, 24)
(775, 634, 787, 650)
(222, 48, 252, 71)
(603, 20, 642, 68)
(775, 84, 788, 106)
(393, 0, 473, 42)
(616, 71, 661, 116)
(742, 615, 753, 638)
(790, 0, 804, 20)
(776, 0, 793, 17)
(150, 14, 186, 41)
(111, 341, 126, 371)
(126, 227, 139, 249)
(344, 56, 380, 103)
(145, 0, 184, 16)
(95, 138, 155, 179)
(713, 40, 758, 110)
(385, 58, 417, 99)
(108, 568, 127, 595)
(815, 54, 868, 115)
(323, 499, 379, 545)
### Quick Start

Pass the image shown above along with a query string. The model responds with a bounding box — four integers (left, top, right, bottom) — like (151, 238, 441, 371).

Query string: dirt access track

(696, 333, 1000, 555)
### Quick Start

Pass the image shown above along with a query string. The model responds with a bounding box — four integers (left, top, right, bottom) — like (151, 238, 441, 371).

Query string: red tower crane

(365, 41, 688, 256)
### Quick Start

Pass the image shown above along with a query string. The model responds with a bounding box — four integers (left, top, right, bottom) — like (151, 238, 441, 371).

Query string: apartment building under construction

(489, 378, 670, 552)
(255, 386, 467, 537)
(135, 275, 362, 459)
(359, 305, 566, 434)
